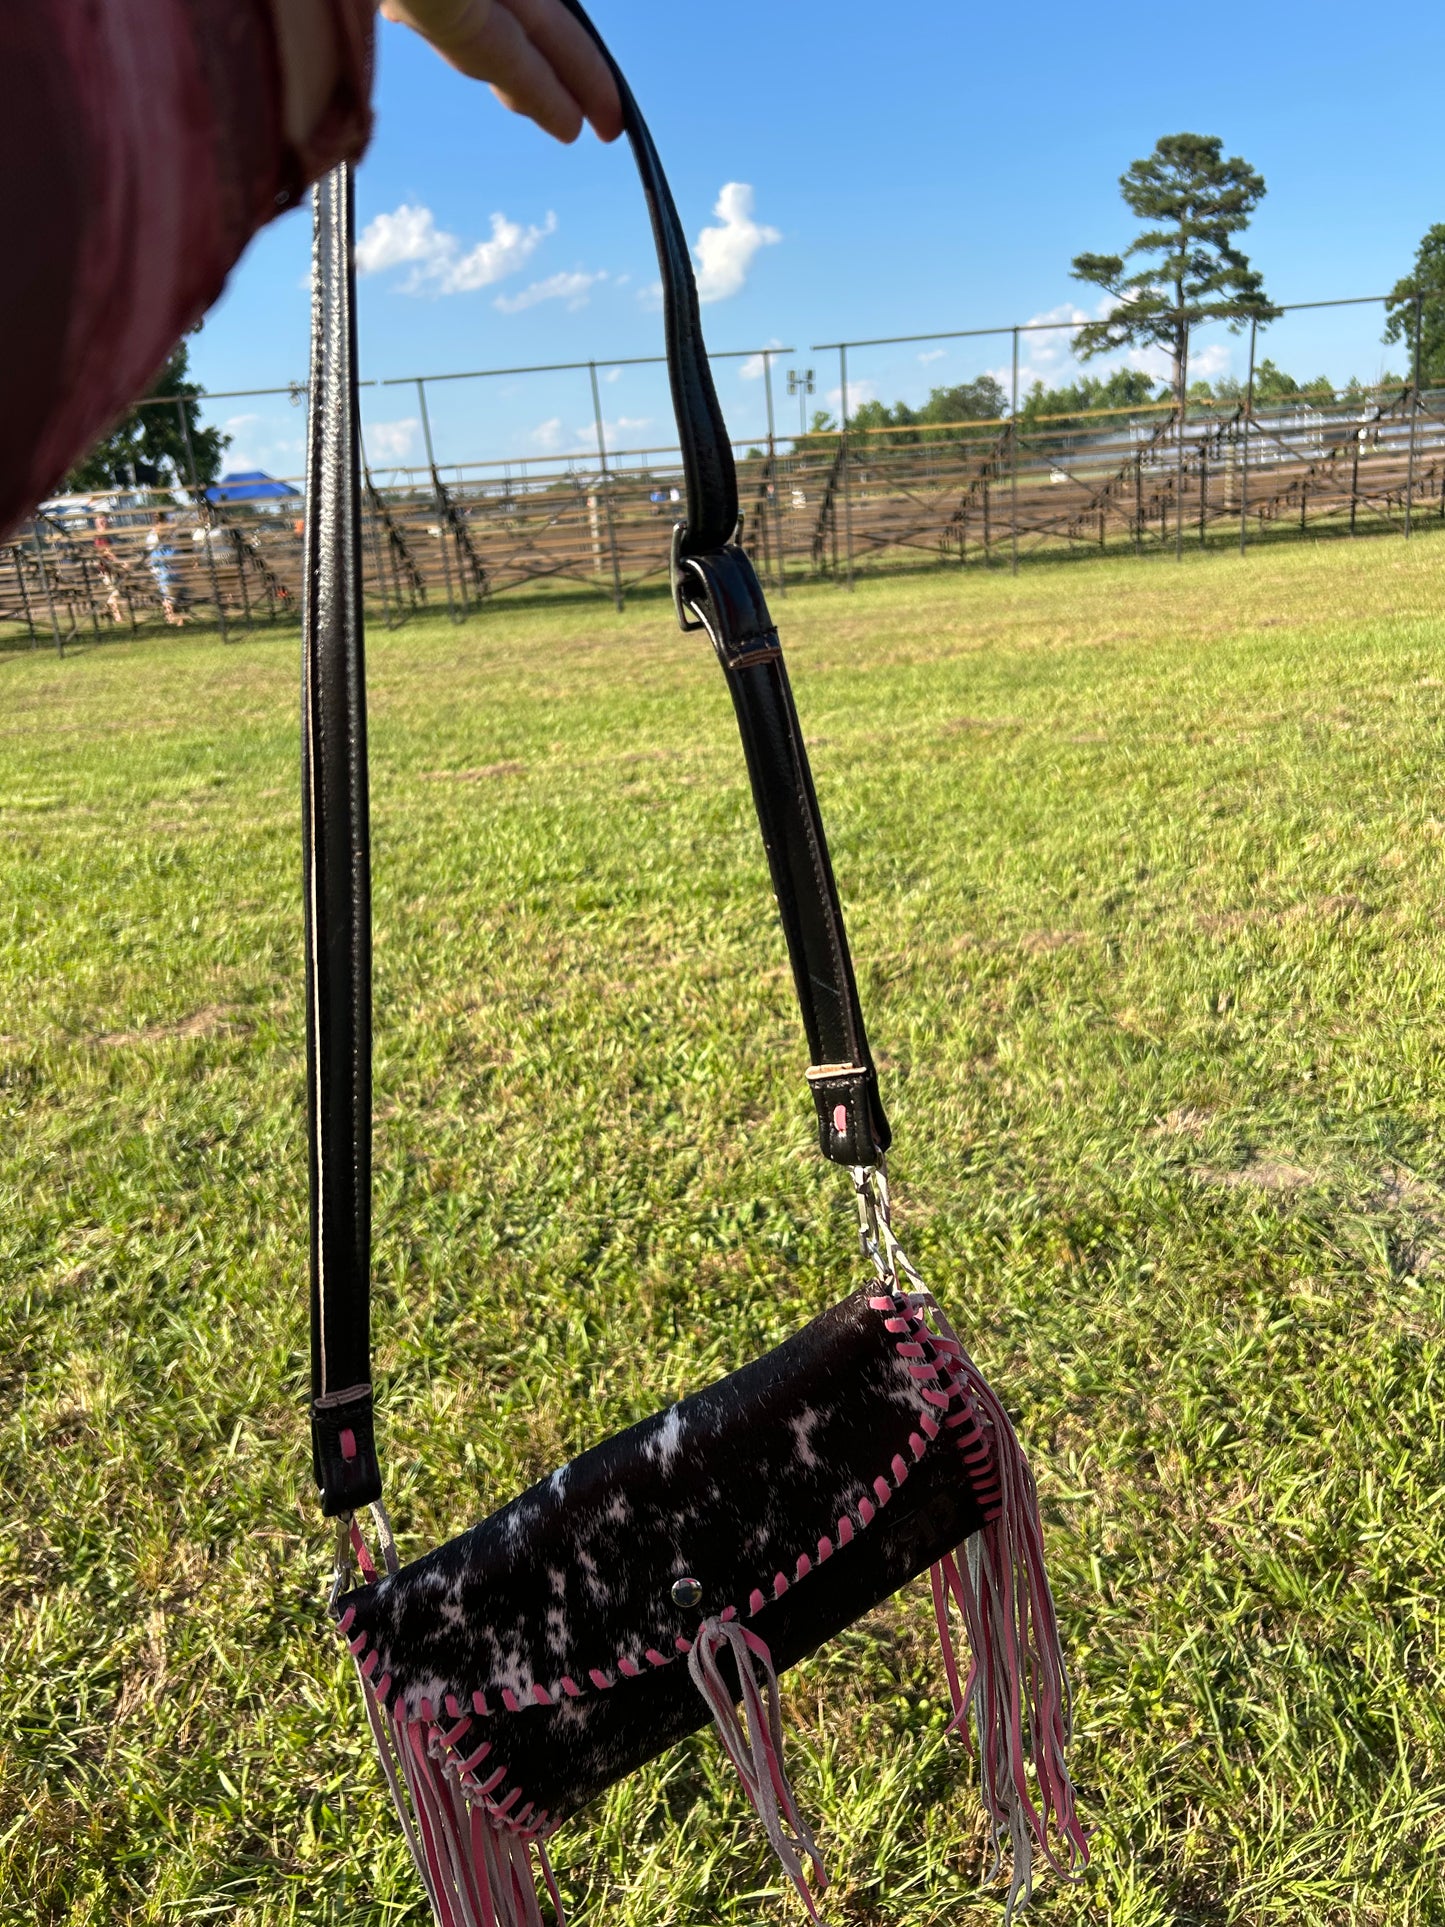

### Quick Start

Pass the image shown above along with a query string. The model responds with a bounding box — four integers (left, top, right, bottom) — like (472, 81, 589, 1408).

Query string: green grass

(4, 536, 1445, 1925)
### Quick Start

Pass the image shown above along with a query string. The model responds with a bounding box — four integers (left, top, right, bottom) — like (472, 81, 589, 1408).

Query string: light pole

(787, 367, 815, 440)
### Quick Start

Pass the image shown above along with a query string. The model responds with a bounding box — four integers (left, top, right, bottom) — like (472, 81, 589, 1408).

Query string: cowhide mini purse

(300, 12, 1087, 1923)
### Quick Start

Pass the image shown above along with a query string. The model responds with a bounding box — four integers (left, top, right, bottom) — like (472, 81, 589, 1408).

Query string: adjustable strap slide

(558, 0, 891, 1164)
(303, 163, 380, 1517)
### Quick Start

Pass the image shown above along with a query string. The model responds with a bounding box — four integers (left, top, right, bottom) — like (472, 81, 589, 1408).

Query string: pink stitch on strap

(476, 1765, 508, 1796)
(460, 1740, 492, 1774)
(884, 1316, 911, 1334)
(896, 1341, 924, 1359)
(493, 1787, 522, 1817)
(720, 1604, 738, 1622)
(773, 1572, 789, 1599)
(858, 1497, 875, 1526)
(336, 1606, 356, 1635)
(444, 1694, 460, 1719)
(872, 1476, 892, 1506)
(891, 1454, 909, 1485)
(816, 1535, 833, 1562)
(471, 1689, 490, 1715)
(559, 1676, 582, 1697)
(375, 1673, 392, 1701)
(500, 1688, 521, 1713)
(676, 1636, 693, 1653)
(920, 1412, 940, 1439)
(909, 1431, 926, 1460)
(795, 1553, 812, 1581)
(868, 1294, 894, 1312)
(617, 1656, 642, 1678)
(749, 1588, 766, 1615)
(645, 1649, 670, 1668)
(531, 1684, 552, 1706)
(339, 1427, 357, 1461)
(589, 1668, 613, 1689)
(442, 1716, 472, 1747)
(419, 1697, 435, 1723)
(837, 1515, 854, 1546)
(347, 1632, 367, 1656)
(360, 1650, 379, 1678)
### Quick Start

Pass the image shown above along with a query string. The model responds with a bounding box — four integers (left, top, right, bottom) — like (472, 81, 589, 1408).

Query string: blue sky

(194, 0, 1445, 481)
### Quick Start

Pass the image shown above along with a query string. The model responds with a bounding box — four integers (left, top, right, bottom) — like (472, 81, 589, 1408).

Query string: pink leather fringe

(916, 1291, 1090, 1917)
(687, 1617, 828, 1919)
(351, 1652, 561, 1927)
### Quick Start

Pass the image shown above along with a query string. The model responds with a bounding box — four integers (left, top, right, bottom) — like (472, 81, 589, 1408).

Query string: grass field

(4, 537, 1445, 1926)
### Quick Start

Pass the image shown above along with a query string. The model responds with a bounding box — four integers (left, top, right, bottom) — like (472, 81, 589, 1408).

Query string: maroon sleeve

(0, 0, 374, 540)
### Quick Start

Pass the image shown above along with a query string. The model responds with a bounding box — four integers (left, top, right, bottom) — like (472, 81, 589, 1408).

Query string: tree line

(62, 145, 1445, 492)
(815, 137, 1445, 452)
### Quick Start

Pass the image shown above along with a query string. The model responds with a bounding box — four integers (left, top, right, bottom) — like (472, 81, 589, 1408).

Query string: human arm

(0, 0, 621, 540)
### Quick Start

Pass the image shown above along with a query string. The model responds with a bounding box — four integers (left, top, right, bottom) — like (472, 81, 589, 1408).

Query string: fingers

(494, 0, 624, 142)
(380, 0, 623, 146)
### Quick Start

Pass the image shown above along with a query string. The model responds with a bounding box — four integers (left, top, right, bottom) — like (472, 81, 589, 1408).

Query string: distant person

(1, 1, 622, 541)
(145, 512, 187, 627)
(91, 512, 127, 623)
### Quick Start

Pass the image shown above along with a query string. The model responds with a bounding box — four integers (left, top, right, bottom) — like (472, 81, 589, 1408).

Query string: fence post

(588, 361, 624, 611)
(1405, 293, 1422, 540)
(1239, 316, 1256, 556)
(839, 344, 854, 591)
(416, 377, 459, 622)
(176, 398, 230, 640)
(361, 445, 395, 630)
(31, 524, 64, 656)
(763, 349, 786, 596)
(12, 548, 36, 645)
(1010, 326, 1020, 575)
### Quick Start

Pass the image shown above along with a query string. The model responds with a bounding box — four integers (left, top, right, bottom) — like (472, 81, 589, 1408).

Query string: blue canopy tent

(205, 470, 301, 505)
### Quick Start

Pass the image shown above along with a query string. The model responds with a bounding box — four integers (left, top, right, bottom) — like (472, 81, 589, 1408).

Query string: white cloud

(605, 366, 623, 383)
(918, 349, 947, 365)
(494, 269, 606, 314)
(531, 417, 565, 451)
(693, 184, 780, 304)
(637, 280, 664, 311)
(367, 418, 419, 461)
(740, 339, 785, 381)
(355, 203, 556, 296)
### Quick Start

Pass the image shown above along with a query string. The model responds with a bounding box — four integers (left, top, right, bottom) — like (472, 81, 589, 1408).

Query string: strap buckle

(670, 522, 705, 633)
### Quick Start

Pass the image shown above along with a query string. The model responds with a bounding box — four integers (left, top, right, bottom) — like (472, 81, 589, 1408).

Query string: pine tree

(1071, 134, 1275, 412)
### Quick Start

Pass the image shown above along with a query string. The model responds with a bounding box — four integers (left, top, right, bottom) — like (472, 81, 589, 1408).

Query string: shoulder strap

(303, 18, 888, 1514)
(303, 162, 380, 1516)
(557, 0, 890, 1165)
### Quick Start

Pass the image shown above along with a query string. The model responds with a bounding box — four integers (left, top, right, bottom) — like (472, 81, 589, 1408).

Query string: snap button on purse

(301, 11, 1088, 1921)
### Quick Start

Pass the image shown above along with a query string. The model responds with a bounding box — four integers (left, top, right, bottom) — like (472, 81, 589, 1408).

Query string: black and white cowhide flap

(336, 1285, 999, 1825)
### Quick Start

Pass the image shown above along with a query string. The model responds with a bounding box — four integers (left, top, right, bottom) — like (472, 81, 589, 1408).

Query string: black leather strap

(559, 0, 890, 1163)
(303, 164, 381, 1516)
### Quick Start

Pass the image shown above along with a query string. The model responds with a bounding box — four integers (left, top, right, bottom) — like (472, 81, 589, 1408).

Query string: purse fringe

(916, 1293, 1090, 1919)
(687, 1617, 828, 1921)
(352, 1662, 563, 1927)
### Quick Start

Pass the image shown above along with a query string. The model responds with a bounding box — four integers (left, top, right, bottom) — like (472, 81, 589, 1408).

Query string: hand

(380, 0, 624, 144)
